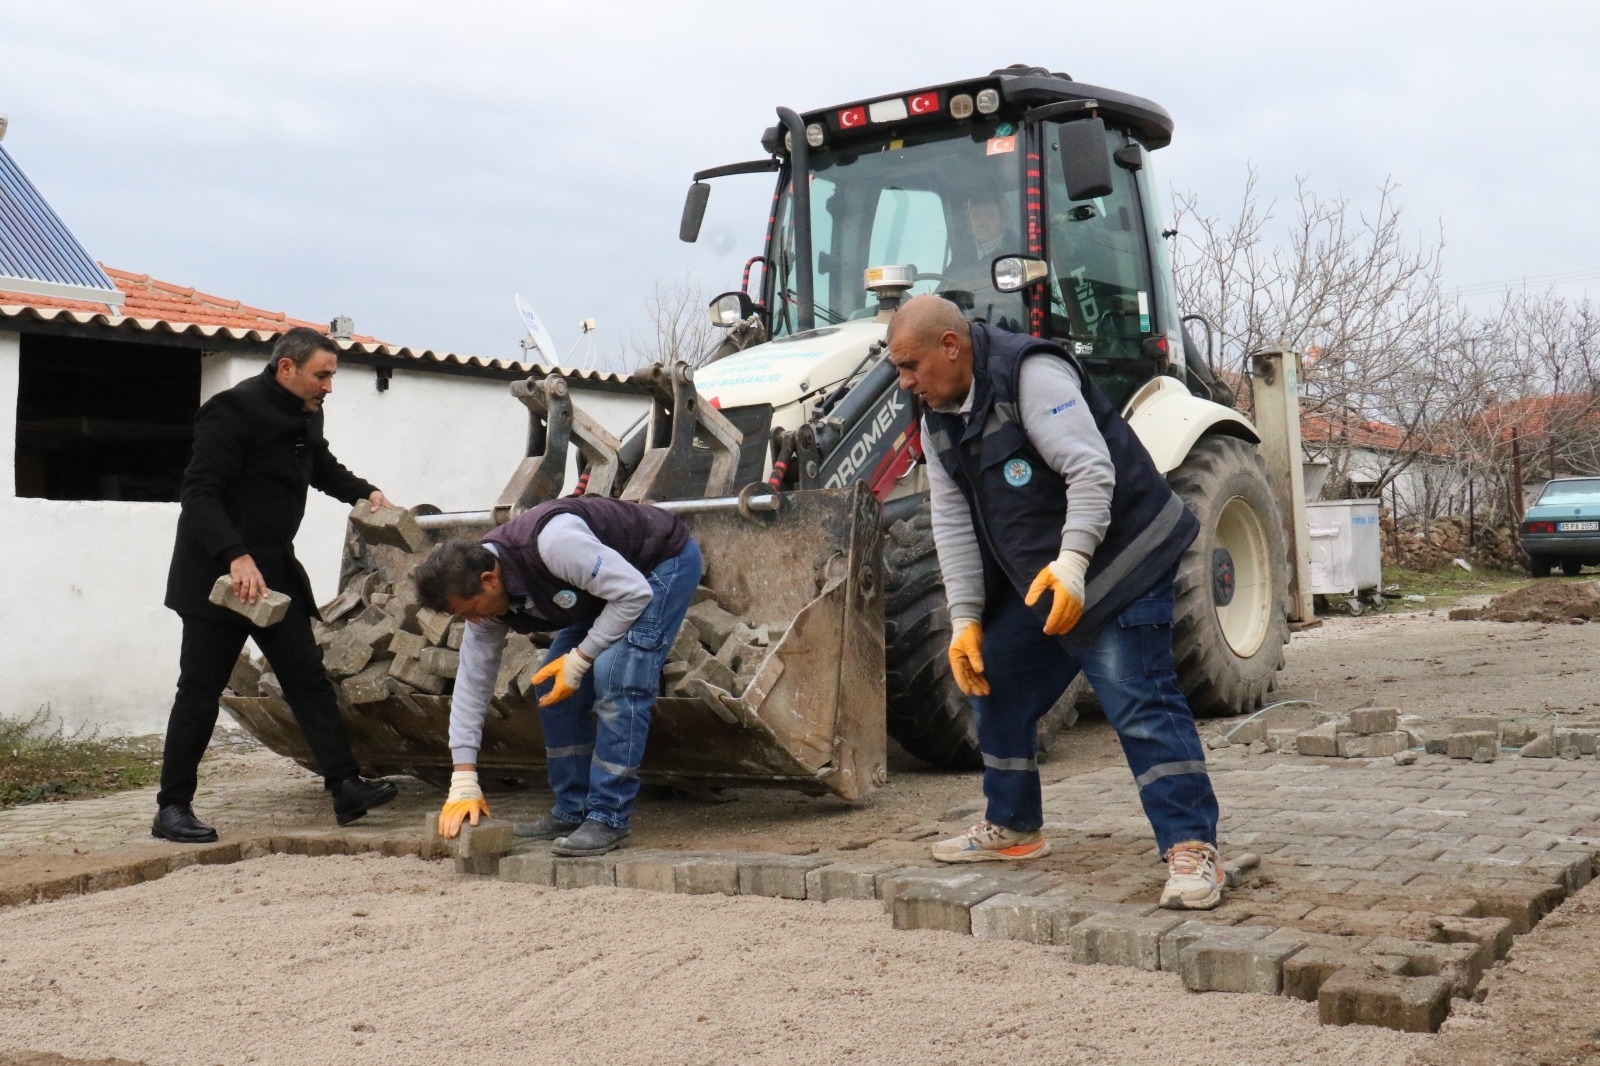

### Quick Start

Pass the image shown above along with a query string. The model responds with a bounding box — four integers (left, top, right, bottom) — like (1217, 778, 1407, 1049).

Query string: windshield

(1537, 478, 1600, 505)
(770, 125, 1029, 336)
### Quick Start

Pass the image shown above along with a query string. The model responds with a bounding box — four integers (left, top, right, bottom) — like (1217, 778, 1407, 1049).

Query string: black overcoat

(165, 365, 377, 623)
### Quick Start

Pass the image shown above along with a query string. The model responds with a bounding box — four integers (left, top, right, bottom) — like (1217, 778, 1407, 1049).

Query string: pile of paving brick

(1380, 513, 1522, 571)
(1449, 579, 1600, 623)
(1208, 704, 1600, 765)
(222, 504, 770, 710)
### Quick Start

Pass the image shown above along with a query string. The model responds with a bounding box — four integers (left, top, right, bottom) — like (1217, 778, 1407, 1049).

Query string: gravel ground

(0, 854, 1430, 1066)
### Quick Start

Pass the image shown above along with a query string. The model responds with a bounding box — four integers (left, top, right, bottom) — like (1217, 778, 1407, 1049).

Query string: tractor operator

(413, 497, 702, 858)
(886, 294, 1225, 910)
(156, 326, 400, 843)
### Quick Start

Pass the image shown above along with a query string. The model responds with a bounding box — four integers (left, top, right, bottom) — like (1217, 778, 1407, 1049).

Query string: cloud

(2, 0, 1597, 364)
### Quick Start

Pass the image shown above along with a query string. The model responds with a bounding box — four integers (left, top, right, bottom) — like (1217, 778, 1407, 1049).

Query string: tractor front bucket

(221, 484, 887, 803)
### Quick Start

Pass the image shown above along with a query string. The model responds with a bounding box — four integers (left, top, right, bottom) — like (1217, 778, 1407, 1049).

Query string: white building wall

(1, 343, 551, 736)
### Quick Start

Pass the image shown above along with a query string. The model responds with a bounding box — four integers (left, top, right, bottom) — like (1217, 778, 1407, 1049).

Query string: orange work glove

(947, 618, 990, 697)
(1025, 549, 1091, 636)
(530, 649, 593, 707)
(437, 770, 490, 839)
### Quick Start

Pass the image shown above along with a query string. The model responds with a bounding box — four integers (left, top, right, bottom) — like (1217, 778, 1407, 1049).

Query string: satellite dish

(514, 295, 559, 365)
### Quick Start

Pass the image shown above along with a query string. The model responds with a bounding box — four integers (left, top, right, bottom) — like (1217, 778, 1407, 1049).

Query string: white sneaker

(1160, 840, 1224, 909)
(930, 820, 1052, 863)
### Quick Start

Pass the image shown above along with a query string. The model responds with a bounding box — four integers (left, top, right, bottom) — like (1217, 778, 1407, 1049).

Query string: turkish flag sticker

(908, 92, 939, 116)
(838, 106, 866, 129)
(986, 135, 1017, 155)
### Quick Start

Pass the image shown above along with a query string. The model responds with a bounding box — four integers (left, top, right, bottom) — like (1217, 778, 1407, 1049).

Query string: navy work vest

(481, 497, 690, 634)
(923, 324, 1197, 639)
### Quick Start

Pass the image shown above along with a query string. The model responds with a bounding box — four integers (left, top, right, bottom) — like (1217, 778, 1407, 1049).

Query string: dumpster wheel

(1168, 435, 1290, 717)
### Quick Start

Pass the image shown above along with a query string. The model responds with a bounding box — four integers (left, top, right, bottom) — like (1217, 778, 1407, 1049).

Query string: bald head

(886, 294, 971, 349)
(886, 295, 974, 411)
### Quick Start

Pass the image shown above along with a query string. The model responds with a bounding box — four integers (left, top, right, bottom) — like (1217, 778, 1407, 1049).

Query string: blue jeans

(972, 567, 1219, 854)
(533, 540, 702, 830)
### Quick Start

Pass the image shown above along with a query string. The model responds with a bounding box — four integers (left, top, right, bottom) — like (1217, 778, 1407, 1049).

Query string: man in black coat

(155, 327, 400, 842)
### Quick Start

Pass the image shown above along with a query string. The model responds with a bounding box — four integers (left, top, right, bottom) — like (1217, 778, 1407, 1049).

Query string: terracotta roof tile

(0, 264, 561, 376)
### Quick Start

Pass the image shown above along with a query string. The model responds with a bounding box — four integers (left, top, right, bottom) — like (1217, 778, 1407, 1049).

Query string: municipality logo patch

(553, 589, 578, 609)
(1003, 458, 1033, 487)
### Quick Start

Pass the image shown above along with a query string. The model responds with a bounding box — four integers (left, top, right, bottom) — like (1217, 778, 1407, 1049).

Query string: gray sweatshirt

(926, 353, 1115, 624)
(447, 513, 654, 764)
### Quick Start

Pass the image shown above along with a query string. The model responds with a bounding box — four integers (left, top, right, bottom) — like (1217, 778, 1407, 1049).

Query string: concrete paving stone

(1068, 912, 1185, 970)
(877, 867, 994, 909)
(737, 854, 832, 899)
(1348, 708, 1400, 735)
(613, 851, 692, 893)
(1217, 900, 1318, 926)
(455, 853, 501, 876)
(1285, 950, 1412, 1001)
(970, 893, 1080, 944)
(1337, 732, 1410, 759)
(349, 502, 427, 552)
(1319, 969, 1452, 1032)
(672, 855, 742, 895)
(1182, 935, 1305, 994)
(892, 875, 1045, 936)
(455, 818, 515, 861)
(1427, 915, 1514, 968)
(1471, 880, 1567, 934)
(499, 851, 556, 886)
(209, 575, 291, 627)
(1157, 920, 1269, 972)
(1370, 892, 1480, 917)
(1297, 724, 1339, 758)
(1521, 851, 1596, 892)
(1292, 907, 1421, 939)
(1364, 937, 1482, 998)
(1449, 715, 1501, 737)
(554, 856, 618, 889)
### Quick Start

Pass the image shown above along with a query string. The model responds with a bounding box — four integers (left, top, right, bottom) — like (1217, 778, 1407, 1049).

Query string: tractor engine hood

(694, 320, 888, 411)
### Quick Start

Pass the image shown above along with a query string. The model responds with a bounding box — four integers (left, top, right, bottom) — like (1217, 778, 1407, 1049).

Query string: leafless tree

(621, 275, 720, 371)
(1173, 170, 1470, 509)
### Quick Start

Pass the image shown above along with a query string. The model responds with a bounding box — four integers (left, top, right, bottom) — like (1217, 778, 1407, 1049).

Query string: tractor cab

(683, 64, 1215, 408)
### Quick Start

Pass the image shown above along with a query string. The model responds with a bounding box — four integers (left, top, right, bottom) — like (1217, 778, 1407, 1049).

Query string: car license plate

(1558, 521, 1599, 532)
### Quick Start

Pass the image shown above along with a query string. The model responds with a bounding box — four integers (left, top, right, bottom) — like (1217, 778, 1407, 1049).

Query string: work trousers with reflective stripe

(533, 539, 702, 830)
(972, 567, 1218, 854)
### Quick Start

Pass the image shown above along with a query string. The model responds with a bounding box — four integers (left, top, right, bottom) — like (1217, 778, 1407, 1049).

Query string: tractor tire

(883, 503, 982, 769)
(1168, 435, 1291, 718)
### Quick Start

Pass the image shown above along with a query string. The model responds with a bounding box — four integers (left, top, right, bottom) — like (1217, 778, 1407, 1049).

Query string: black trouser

(157, 602, 360, 808)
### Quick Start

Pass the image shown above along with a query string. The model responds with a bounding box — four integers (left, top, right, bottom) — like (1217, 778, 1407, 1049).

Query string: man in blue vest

(887, 294, 1224, 910)
(411, 497, 702, 857)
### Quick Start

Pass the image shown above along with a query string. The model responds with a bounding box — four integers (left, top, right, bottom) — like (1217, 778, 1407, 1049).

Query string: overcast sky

(2, 1, 1597, 368)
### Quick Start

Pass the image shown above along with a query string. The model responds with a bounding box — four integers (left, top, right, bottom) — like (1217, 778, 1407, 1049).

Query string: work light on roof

(975, 88, 1001, 115)
(949, 94, 974, 120)
(805, 123, 825, 148)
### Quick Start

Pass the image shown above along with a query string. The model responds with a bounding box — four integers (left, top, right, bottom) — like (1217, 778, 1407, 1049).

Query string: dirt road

(4, 599, 1600, 1064)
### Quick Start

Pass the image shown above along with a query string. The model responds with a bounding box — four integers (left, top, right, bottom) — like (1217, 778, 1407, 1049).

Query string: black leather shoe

(331, 777, 399, 826)
(513, 812, 583, 840)
(550, 818, 630, 857)
(151, 804, 218, 844)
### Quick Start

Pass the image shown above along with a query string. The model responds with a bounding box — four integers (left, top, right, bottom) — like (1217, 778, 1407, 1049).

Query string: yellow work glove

(531, 649, 593, 707)
(437, 770, 490, 839)
(947, 618, 990, 697)
(1025, 549, 1091, 636)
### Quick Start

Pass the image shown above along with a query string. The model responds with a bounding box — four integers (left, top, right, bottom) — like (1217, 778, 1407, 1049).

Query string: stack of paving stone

(662, 598, 772, 704)
(1294, 707, 1419, 760)
(438, 809, 1595, 1035)
(223, 505, 761, 710)
(1206, 704, 1426, 760)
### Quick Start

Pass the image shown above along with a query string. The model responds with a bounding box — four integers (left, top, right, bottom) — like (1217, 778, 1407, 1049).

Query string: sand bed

(0, 854, 1431, 1066)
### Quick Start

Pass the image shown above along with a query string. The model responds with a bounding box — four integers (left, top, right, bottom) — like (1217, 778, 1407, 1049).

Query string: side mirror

(992, 255, 1050, 293)
(1057, 117, 1114, 201)
(679, 182, 711, 243)
(709, 290, 755, 327)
